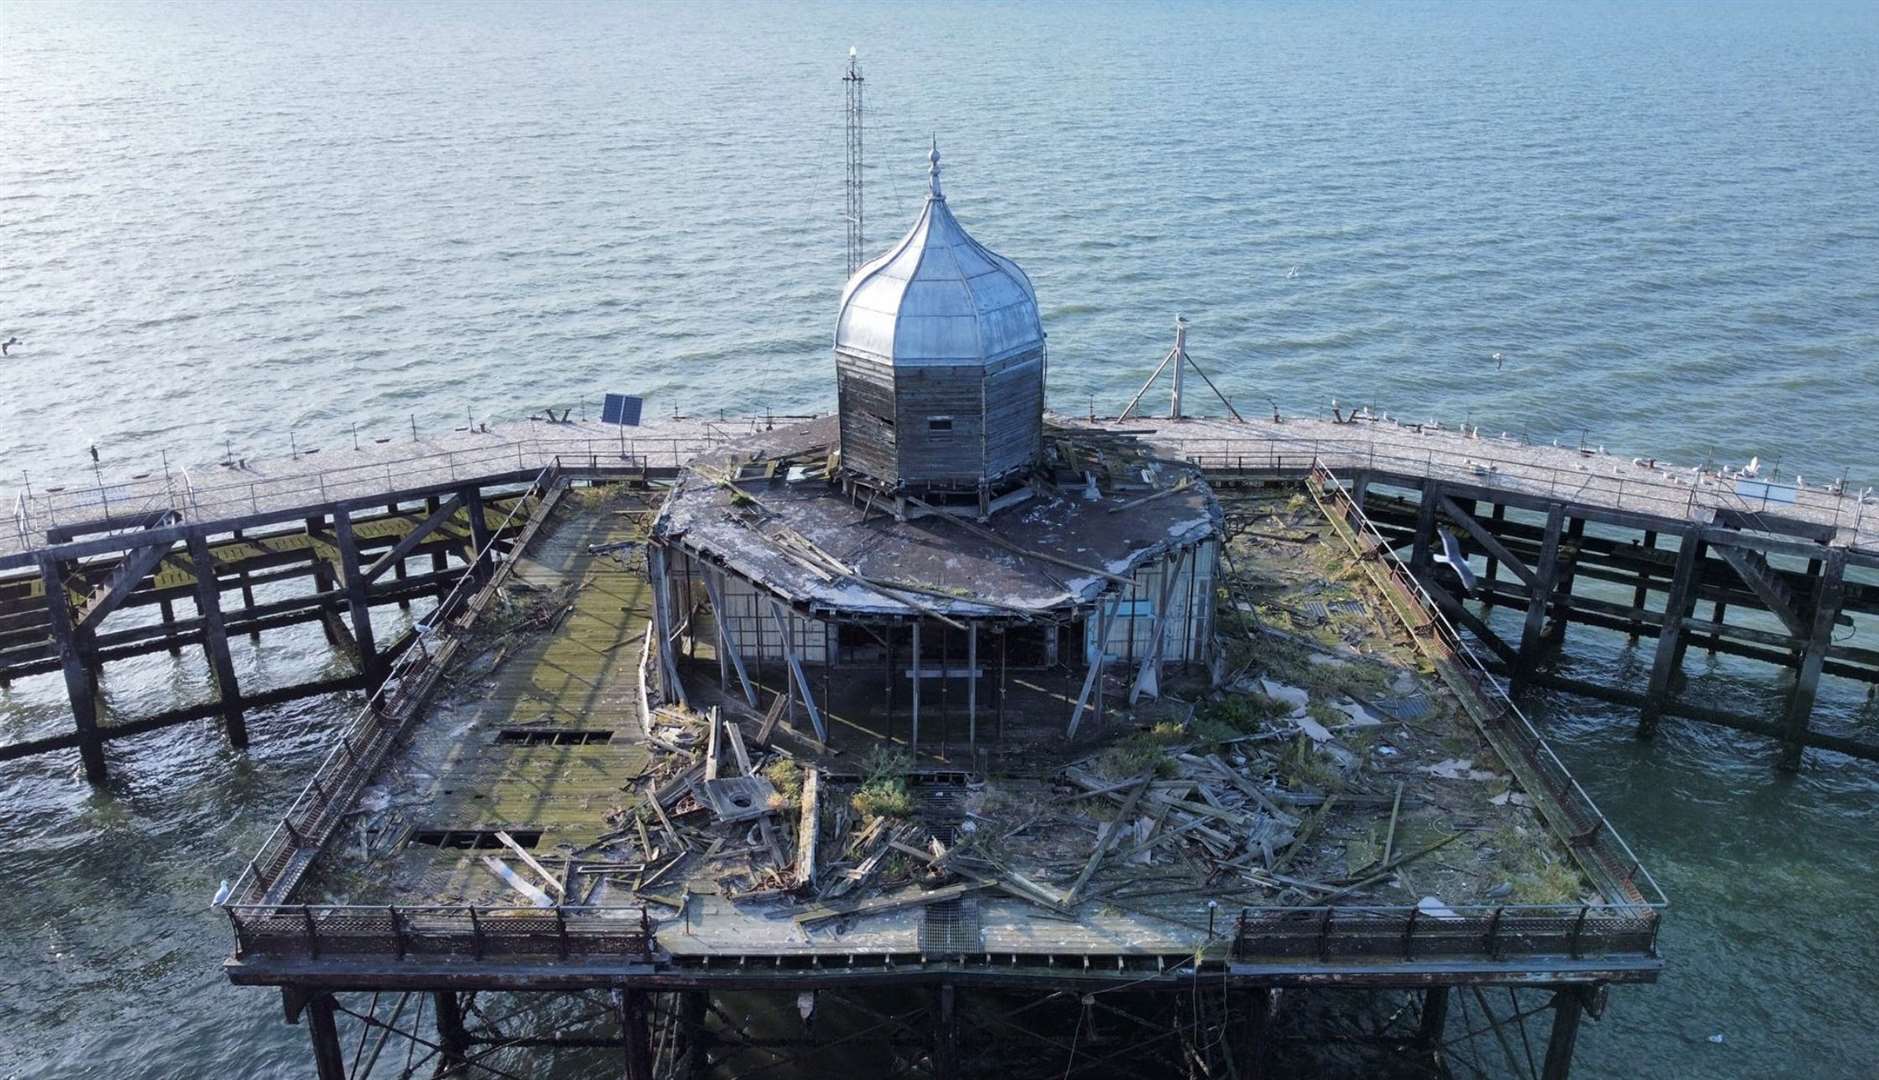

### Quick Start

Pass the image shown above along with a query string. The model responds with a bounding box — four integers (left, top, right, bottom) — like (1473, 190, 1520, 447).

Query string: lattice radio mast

(844, 47, 865, 276)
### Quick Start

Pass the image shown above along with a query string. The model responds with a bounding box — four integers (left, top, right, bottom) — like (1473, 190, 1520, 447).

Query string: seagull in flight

(1, 336, 19, 356)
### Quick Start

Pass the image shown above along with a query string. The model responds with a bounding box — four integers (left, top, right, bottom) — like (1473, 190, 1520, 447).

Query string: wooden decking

(311, 485, 659, 907)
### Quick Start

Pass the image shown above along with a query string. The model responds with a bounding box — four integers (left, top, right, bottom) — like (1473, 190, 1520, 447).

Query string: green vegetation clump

(1187, 714, 1242, 745)
(1279, 733, 1340, 792)
(1195, 693, 1289, 735)
(1093, 723, 1186, 780)
(851, 745, 914, 819)
(852, 778, 913, 819)
(1306, 700, 1343, 729)
(1488, 822, 1589, 904)
(762, 757, 803, 803)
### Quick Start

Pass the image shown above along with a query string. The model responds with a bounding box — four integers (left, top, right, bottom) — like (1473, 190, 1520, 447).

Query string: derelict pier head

(650, 148, 1221, 755)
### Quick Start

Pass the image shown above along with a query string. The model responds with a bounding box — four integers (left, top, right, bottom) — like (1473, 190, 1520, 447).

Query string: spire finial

(928, 136, 943, 200)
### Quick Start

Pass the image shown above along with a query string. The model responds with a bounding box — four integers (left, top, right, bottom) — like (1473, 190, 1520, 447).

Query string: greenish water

(2, 1, 1877, 1076)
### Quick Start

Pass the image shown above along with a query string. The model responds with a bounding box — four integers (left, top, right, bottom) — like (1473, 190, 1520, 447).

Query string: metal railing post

(389, 904, 407, 959)
(302, 904, 320, 959)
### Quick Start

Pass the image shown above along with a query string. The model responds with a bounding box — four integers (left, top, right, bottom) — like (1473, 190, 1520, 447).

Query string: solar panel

(600, 393, 643, 427)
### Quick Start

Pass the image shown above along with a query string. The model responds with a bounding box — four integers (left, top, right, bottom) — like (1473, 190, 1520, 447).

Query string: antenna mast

(844, 47, 865, 276)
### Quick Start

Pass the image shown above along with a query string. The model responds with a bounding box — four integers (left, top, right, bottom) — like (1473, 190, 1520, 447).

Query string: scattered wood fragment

(794, 767, 820, 889)
(495, 830, 565, 897)
(794, 882, 985, 927)
(1065, 777, 1151, 904)
(481, 855, 553, 907)
(1383, 782, 1405, 867)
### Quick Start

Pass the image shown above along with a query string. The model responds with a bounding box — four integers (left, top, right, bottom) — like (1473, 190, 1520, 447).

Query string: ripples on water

(2, 1, 1877, 1076)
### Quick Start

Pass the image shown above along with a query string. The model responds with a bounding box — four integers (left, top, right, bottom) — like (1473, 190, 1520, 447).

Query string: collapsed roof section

(650, 416, 1221, 620)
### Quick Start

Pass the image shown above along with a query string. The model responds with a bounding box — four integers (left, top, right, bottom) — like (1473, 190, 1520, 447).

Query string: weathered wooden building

(833, 144, 1048, 514)
(649, 154, 1221, 748)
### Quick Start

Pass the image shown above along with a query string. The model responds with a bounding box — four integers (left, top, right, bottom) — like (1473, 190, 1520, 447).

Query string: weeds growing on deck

(763, 757, 803, 808)
(851, 745, 914, 818)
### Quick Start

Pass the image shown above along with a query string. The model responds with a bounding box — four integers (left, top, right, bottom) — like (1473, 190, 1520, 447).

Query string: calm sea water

(2, 1, 1877, 1077)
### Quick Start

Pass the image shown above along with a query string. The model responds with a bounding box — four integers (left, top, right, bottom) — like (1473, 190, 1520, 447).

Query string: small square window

(928, 416, 954, 433)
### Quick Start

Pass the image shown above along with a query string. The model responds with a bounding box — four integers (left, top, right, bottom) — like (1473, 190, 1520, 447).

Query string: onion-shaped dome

(835, 144, 1044, 367)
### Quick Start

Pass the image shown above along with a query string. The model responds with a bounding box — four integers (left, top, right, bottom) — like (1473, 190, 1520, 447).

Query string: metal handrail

(9, 427, 1874, 560)
(224, 902, 656, 963)
(1306, 462, 1666, 908)
(226, 464, 560, 907)
(1164, 432, 1876, 544)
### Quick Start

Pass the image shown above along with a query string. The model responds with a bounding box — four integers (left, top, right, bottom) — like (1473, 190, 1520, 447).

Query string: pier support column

(1779, 548, 1847, 772)
(39, 554, 106, 783)
(1638, 531, 1702, 739)
(386, 502, 413, 610)
(1234, 988, 1272, 1080)
(1629, 530, 1657, 642)
(1540, 989, 1585, 1080)
(1410, 482, 1440, 574)
(1482, 503, 1506, 584)
(462, 486, 494, 582)
(1512, 505, 1565, 697)
(1417, 986, 1450, 1050)
(619, 988, 654, 1080)
(159, 598, 182, 655)
(232, 528, 261, 641)
(306, 992, 347, 1080)
(932, 983, 958, 1080)
(332, 509, 382, 688)
(187, 532, 247, 748)
(305, 515, 347, 650)
(1665, 540, 1707, 685)
(434, 991, 470, 1072)
(681, 990, 711, 1080)
(425, 495, 450, 574)
(1708, 600, 1728, 656)
(1544, 516, 1585, 648)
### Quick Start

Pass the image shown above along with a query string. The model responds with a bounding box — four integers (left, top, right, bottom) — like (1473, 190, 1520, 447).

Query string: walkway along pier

(4, 413, 1874, 780)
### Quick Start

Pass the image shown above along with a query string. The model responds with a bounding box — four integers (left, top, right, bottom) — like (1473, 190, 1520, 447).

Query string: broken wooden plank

(794, 767, 820, 889)
(495, 830, 565, 897)
(481, 855, 553, 908)
(723, 711, 754, 775)
(757, 691, 787, 745)
(1382, 781, 1405, 867)
(647, 793, 686, 852)
(794, 881, 984, 926)
(704, 707, 723, 781)
(1065, 777, 1151, 905)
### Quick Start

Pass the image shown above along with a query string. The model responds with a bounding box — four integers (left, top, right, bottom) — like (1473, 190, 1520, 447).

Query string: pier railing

(5, 432, 731, 558)
(1304, 463, 1665, 903)
(225, 464, 563, 909)
(12, 426, 1874, 560)
(225, 903, 655, 964)
(1169, 433, 1877, 550)
(1234, 901, 1658, 963)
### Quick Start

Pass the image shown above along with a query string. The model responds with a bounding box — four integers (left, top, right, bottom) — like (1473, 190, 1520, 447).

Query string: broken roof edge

(659, 529, 1220, 622)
